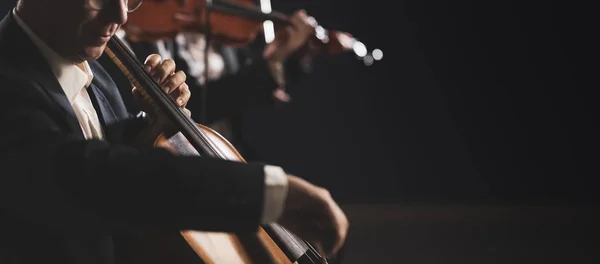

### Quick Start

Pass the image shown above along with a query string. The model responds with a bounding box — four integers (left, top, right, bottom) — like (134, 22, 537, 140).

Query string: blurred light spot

(363, 55, 374, 66)
(307, 16, 318, 27)
(261, 0, 274, 43)
(263, 20, 275, 43)
(260, 0, 272, 13)
(353, 42, 367, 57)
(372, 49, 383, 60)
(315, 26, 327, 42)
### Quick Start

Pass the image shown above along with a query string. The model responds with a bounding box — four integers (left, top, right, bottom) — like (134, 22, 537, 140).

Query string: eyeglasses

(87, 0, 144, 13)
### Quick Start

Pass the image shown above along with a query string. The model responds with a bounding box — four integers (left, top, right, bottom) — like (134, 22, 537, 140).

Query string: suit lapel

(0, 12, 85, 139)
(30, 66, 85, 139)
(88, 82, 119, 141)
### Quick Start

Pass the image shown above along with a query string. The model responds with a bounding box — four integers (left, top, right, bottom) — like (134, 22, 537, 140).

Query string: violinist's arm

(0, 77, 279, 236)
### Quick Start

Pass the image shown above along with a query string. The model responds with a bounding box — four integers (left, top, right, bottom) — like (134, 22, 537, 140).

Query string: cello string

(275, 224, 321, 263)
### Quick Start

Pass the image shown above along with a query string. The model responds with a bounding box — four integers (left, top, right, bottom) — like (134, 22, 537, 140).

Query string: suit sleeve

(0, 77, 267, 237)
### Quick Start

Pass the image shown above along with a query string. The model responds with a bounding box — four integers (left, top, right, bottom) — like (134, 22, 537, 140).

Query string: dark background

(239, 0, 598, 205)
(2, 0, 598, 263)
(241, 1, 600, 262)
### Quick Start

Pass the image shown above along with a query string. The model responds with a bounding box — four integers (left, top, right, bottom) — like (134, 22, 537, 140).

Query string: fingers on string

(172, 82, 190, 107)
(162, 70, 186, 94)
(154, 58, 176, 84)
(143, 54, 162, 73)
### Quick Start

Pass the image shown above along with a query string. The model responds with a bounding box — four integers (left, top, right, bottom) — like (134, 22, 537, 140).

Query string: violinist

(0, 1, 348, 264)
(99, 0, 319, 160)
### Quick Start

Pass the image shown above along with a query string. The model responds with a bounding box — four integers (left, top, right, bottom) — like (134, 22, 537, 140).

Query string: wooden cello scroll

(104, 35, 327, 264)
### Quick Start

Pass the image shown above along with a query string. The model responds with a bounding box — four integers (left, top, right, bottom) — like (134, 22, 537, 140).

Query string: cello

(106, 1, 341, 264)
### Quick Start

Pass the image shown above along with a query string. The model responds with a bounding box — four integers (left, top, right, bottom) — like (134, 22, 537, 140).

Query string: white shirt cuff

(261, 165, 289, 224)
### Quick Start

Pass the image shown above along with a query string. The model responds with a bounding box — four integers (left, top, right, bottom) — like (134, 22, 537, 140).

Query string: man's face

(46, 0, 129, 62)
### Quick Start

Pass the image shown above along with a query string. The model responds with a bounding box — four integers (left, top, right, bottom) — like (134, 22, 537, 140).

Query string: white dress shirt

(12, 9, 288, 224)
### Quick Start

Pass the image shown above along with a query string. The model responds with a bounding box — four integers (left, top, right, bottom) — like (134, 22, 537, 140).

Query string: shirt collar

(12, 8, 94, 103)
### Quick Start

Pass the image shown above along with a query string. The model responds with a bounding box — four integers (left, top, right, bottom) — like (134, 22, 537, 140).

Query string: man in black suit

(0, 1, 348, 264)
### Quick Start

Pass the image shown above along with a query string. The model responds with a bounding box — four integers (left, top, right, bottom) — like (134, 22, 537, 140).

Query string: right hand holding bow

(277, 175, 349, 258)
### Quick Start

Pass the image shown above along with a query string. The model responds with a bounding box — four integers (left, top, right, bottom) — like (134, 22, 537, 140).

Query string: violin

(123, 0, 370, 59)
(105, 22, 336, 264)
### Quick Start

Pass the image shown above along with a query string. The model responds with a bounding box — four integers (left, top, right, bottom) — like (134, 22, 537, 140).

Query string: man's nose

(106, 0, 128, 24)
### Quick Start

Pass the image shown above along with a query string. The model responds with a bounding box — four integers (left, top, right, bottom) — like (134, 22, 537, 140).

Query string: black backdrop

(243, 0, 599, 205)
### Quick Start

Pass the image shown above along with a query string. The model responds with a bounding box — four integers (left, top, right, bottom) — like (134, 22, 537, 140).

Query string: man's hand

(263, 9, 316, 63)
(277, 175, 349, 258)
(131, 54, 192, 145)
(132, 54, 191, 116)
(262, 10, 316, 103)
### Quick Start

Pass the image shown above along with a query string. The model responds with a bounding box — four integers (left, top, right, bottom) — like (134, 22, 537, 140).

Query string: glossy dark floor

(337, 204, 600, 264)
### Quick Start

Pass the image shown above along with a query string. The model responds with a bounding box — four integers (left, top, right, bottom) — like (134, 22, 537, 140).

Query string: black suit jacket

(0, 12, 266, 264)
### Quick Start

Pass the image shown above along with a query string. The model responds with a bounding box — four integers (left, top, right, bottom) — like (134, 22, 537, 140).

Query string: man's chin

(80, 45, 107, 61)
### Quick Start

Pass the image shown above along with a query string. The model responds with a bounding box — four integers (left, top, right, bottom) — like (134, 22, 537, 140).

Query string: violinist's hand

(263, 9, 316, 63)
(132, 54, 191, 118)
(277, 175, 349, 258)
(262, 10, 316, 103)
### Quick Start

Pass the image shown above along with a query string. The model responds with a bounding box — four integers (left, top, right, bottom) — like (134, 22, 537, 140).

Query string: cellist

(0, 1, 348, 264)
